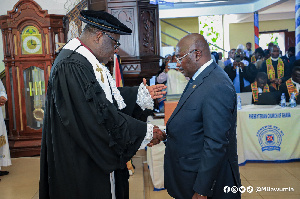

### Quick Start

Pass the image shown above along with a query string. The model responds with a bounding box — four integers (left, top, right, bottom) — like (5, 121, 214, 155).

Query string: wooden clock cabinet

(0, 0, 65, 157)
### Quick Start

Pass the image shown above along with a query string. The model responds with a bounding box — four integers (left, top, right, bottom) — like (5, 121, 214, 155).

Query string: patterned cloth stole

(266, 57, 284, 90)
(286, 78, 299, 99)
(251, 81, 270, 102)
(251, 55, 256, 64)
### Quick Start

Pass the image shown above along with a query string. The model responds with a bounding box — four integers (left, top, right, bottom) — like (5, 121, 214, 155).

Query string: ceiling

(158, 0, 293, 19)
(158, 0, 260, 9)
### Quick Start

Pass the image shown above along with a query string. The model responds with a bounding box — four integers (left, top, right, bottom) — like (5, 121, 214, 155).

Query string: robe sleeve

(282, 60, 291, 83)
(51, 60, 147, 173)
(243, 63, 257, 83)
(224, 64, 236, 82)
(0, 80, 7, 99)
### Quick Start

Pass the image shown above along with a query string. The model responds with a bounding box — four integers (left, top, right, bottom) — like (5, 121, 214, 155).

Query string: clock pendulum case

(0, 0, 65, 157)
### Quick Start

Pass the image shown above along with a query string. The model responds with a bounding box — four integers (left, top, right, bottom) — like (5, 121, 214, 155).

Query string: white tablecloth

(146, 116, 166, 190)
(237, 105, 300, 165)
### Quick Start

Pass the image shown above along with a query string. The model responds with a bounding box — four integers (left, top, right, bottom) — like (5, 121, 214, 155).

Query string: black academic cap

(79, 10, 132, 35)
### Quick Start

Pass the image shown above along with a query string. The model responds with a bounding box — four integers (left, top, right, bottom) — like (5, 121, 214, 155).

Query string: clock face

(23, 35, 41, 54)
(21, 26, 43, 55)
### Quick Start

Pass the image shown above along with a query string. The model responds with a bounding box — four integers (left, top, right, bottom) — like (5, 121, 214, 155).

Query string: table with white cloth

(146, 116, 166, 190)
(146, 105, 300, 189)
(237, 104, 300, 165)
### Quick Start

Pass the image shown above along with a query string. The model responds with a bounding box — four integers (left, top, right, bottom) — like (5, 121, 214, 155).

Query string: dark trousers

(114, 167, 129, 199)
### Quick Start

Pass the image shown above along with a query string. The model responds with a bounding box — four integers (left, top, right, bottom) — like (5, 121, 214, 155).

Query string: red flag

(113, 54, 124, 87)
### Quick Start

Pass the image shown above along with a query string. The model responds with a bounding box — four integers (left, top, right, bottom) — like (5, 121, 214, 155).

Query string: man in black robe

(39, 10, 166, 199)
(279, 64, 300, 102)
(243, 72, 276, 103)
(260, 45, 290, 89)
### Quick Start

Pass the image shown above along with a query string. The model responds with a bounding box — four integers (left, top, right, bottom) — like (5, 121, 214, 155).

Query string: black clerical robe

(39, 49, 148, 199)
(242, 84, 276, 103)
(279, 79, 300, 103)
(260, 59, 291, 84)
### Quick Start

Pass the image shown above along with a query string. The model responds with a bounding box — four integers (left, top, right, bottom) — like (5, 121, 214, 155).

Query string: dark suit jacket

(164, 62, 241, 199)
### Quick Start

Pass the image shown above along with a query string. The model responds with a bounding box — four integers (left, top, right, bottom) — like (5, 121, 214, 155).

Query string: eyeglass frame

(102, 31, 121, 50)
(176, 49, 200, 64)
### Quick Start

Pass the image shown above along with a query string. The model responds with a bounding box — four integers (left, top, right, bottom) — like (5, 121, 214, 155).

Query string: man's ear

(195, 50, 202, 61)
(95, 31, 103, 44)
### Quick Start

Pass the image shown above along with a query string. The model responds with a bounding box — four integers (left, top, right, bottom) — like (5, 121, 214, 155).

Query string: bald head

(175, 34, 211, 78)
(177, 33, 211, 59)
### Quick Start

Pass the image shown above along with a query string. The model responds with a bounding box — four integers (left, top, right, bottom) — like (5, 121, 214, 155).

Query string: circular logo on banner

(256, 125, 284, 152)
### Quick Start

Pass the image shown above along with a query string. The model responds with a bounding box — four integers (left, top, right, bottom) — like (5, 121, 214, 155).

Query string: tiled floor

(0, 153, 299, 199)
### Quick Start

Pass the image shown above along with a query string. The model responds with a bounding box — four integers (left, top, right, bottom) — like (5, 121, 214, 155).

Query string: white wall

(0, 0, 79, 72)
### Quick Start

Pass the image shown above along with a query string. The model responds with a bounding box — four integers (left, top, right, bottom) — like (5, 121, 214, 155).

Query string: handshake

(148, 126, 167, 147)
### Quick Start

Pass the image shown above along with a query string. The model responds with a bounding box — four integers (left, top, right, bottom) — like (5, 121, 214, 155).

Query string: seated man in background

(260, 45, 290, 90)
(279, 62, 300, 102)
(243, 72, 276, 103)
(251, 47, 265, 70)
(224, 48, 257, 93)
(224, 48, 236, 67)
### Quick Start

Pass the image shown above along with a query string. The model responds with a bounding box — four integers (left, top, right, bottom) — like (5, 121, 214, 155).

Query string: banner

(237, 106, 300, 165)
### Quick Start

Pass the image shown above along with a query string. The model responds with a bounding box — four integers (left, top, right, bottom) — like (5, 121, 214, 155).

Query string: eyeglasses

(176, 49, 199, 64)
(102, 31, 121, 50)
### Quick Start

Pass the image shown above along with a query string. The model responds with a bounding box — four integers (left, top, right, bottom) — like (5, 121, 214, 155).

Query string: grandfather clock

(0, 0, 65, 157)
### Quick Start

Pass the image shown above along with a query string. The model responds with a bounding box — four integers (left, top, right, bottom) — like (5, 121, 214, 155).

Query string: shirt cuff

(139, 124, 154, 150)
(136, 83, 154, 111)
(0, 92, 7, 99)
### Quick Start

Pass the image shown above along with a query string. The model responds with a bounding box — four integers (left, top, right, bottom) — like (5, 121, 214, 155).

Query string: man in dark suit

(164, 33, 241, 199)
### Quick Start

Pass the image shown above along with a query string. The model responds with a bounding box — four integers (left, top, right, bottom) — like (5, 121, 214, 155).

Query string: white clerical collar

(242, 59, 249, 66)
(192, 59, 214, 80)
(291, 78, 300, 92)
(63, 38, 126, 109)
(271, 57, 279, 61)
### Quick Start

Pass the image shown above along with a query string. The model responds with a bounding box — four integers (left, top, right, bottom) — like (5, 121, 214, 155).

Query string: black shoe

(0, 171, 9, 176)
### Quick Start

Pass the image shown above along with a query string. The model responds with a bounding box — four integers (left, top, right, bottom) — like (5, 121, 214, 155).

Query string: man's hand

(232, 62, 238, 70)
(0, 96, 7, 107)
(192, 192, 207, 199)
(275, 78, 282, 84)
(238, 62, 245, 70)
(147, 126, 166, 147)
(143, 78, 167, 99)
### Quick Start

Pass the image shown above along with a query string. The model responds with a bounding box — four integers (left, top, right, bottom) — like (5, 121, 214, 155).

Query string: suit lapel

(167, 63, 217, 127)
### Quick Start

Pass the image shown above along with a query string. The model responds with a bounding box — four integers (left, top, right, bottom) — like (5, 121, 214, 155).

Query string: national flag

(113, 54, 124, 87)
